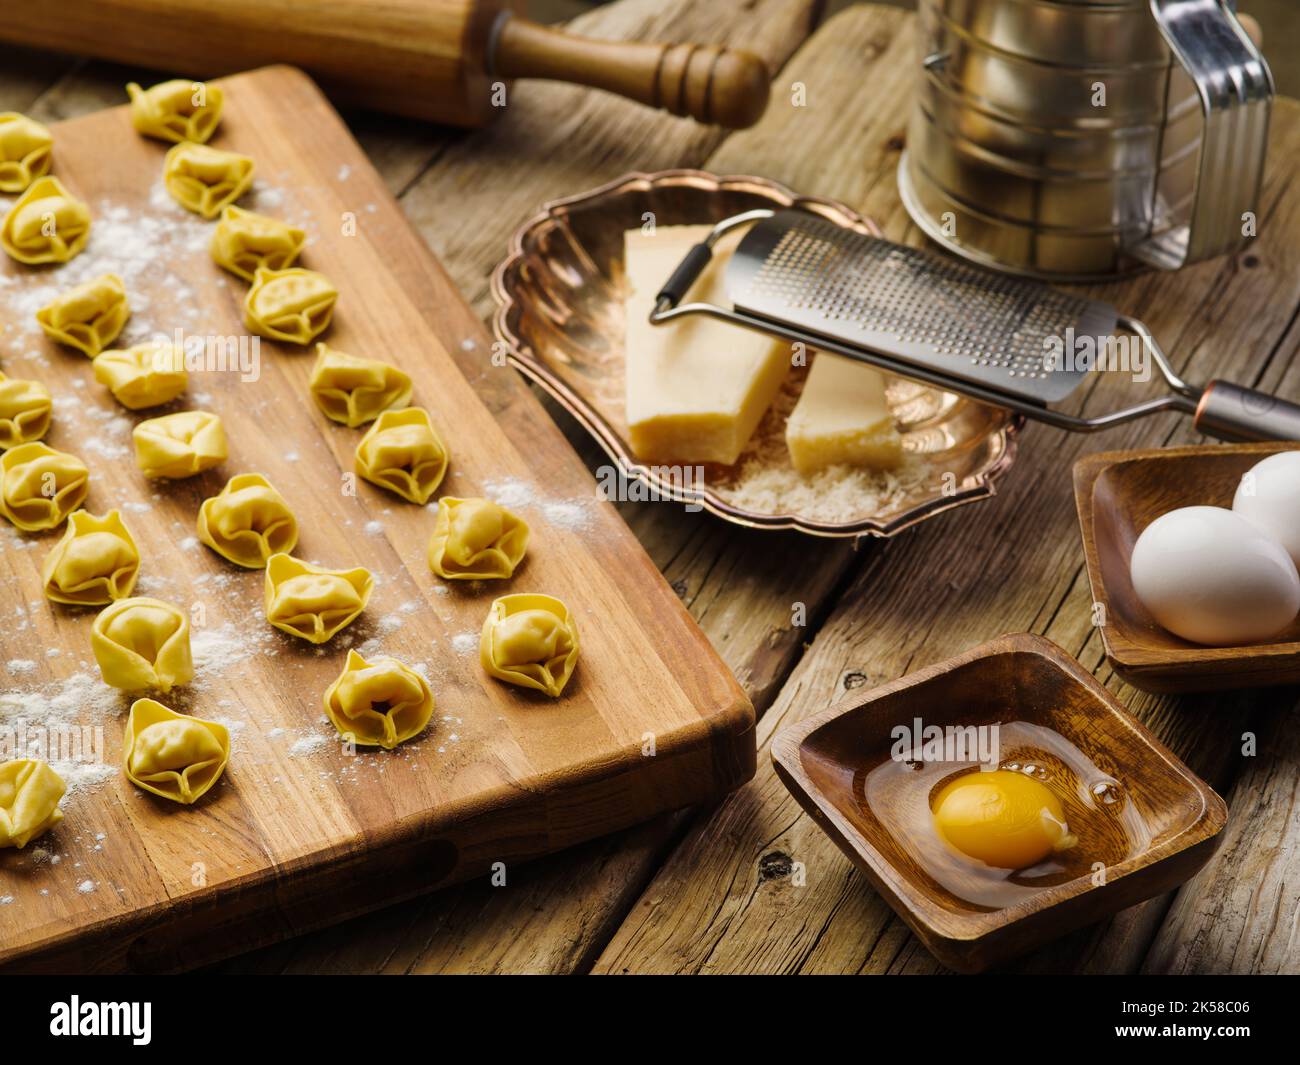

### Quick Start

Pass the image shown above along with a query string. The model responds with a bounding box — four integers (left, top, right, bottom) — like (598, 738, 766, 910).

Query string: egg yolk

(932, 769, 1073, 870)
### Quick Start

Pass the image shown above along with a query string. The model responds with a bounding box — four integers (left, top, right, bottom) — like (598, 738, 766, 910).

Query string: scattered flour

(450, 633, 478, 655)
(480, 476, 595, 531)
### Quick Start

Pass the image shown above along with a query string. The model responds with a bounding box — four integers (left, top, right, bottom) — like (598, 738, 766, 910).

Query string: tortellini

(0, 443, 88, 532)
(0, 112, 53, 194)
(91, 596, 193, 692)
(264, 553, 373, 644)
(0, 759, 65, 849)
(123, 698, 229, 805)
(324, 650, 434, 749)
(480, 593, 579, 698)
(0, 175, 91, 265)
(163, 141, 254, 219)
(0, 372, 52, 449)
(309, 343, 411, 427)
(243, 267, 337, 345)
(126, 79, 224, 144)
(93, 341, 188, 410)
(42, 509, 140, 605)
(355, 407, 448, 505)
(197, 473, 298, 568)
(211, 206, 306, 282)
(133, 410, 227, 479)
(429, 497, 529, 580)
(35, 273, 130, 357)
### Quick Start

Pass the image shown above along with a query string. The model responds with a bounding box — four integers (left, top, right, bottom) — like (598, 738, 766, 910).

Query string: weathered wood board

(0, 65, 754, 973)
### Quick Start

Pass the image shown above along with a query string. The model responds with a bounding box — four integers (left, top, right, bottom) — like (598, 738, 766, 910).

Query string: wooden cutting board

(0, 66, 753, 973)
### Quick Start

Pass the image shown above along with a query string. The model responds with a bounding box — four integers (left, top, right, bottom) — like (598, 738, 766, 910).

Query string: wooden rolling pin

(1, 0, 772, 128)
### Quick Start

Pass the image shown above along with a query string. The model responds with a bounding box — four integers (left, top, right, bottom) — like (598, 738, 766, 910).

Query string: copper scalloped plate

(490, 170, 1022, 537)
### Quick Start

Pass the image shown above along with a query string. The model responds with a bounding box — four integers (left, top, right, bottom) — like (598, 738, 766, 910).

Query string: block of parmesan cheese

(624, 224, 788, 466)
(785, 354, 902, 475)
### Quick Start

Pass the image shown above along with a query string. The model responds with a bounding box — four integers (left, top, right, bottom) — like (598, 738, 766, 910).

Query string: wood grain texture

(0, 65, 754, 973)
(212, 0, 839, 975)
(591, 3, 1300, 976)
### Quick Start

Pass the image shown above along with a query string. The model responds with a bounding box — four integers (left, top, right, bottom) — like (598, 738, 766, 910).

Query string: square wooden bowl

(1074, 443, 1300, 693)
(771, 633, 1225, 973)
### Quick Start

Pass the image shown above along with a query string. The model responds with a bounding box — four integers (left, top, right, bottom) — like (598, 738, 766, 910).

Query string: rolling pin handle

(491, 15, 771, 129)
(1193, 380, 1300, 442)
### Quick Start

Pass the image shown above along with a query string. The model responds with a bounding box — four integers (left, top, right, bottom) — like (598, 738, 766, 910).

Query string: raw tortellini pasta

(211, 206, 306, 282)
(197, 473, 298, 568)
(243, 267, 337, 345)
(91, 596, 193, 692)
(0, 372, 53, 449)
(429, 497, 529, 580)
(0, 759, 65, 849)
(133, 410, 227, 479)
(324, 650, 434, 749)
(163, 141, 254, 219)
(123, 698, 229, 805)
(480, 593, 579, 698)
(309, 343, 411, 427)
(0, 176, 91, 264)
(42, 509, 140, 605)
(355, 407, 448, 505)
(35, 273, 130, 357)
(126, 79, 224, 144)
(0, 112, 53, 194)
(264, 553, 373, 644)
(93, 341, 188, 410)
(0, 442, 88, 532)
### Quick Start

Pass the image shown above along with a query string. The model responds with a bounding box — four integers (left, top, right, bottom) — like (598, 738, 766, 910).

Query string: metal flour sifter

(650, 209, 1300, 443)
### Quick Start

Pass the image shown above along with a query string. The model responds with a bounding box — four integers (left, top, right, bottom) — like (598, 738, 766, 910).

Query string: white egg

(1233, 451, 1300, 568)
(1129, 506, 1300, 646)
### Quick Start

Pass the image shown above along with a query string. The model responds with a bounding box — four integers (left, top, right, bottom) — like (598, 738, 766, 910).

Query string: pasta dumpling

(480, 593, 579, 698)
(0, 442, 88, 532)
(93, 341, 188, 410)
(126, 79, 223, 144)
(0, 372, 53, 449)
(91, 596, 193, 692)
(429, 497, 529, 580)
(264, 553, 373, 644)
(243, 267, 337, 345)
(0, 176, 91, 265)
(0, 112, 53, 194)
(133, 410, 227, 479)
(324, 649, 434, 749)
(355, 407, 448, 505)
(197, 473, 298, 568)
(42, 509, 140, 605)
(35, 273, 130, 357)
(309, 343, 411, 427)
(123, 698, 229, 805)
(163, 141, 254, 219)
(211, 206, 306, 282)
(0, 759, 65, 849)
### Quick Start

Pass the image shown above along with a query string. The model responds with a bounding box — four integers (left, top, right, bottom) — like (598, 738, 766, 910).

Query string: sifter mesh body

(724, 211, 1118, 405)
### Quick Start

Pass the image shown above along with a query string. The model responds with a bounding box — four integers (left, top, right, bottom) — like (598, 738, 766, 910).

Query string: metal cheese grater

(650, 209, 1300, 442)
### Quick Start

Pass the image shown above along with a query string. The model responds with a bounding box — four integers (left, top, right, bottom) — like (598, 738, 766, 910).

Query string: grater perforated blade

(650, 207, 1300, 442)
(724, 210, 1115, 407)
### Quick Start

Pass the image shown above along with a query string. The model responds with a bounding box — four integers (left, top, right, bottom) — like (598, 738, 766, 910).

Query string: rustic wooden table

(5, 0, 1297, 975)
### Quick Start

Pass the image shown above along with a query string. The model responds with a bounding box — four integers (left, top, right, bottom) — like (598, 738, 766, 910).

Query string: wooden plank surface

(591, 4, 1300, 975)
(0, 64, 753, 972)
(5, 0, 1299, 975)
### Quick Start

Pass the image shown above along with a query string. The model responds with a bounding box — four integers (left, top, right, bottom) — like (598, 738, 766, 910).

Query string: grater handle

(656, 242, 714, 307)
(1193, 381, 1300, 442)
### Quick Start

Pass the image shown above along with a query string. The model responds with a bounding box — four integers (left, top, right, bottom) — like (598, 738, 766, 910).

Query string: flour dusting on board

(480, 476, 596, 532)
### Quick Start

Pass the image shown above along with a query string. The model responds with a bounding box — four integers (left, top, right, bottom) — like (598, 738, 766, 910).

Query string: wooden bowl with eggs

(771, 633, 1225, 974)
(1074, 443, 1300, 693)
